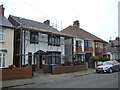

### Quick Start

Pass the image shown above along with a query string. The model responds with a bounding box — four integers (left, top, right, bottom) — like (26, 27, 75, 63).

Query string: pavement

(1, 68, 95, 89)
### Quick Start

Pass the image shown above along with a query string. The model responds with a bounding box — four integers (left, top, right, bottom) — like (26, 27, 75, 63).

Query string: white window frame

(0, 53, 6, 68)
(0, 28, 5, 42)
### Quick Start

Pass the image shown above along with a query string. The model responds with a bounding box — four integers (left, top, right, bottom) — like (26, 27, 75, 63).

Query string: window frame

(76, 40, 82, 47)
(0, 53, 6, 68)
(95, 42, 103, 49)
(47, 51, 61, 64)
(30, 31, 39, 44)
(48, 34, 60, 46)
(0, 28, 5, 42)
(84, 40, 92, 48)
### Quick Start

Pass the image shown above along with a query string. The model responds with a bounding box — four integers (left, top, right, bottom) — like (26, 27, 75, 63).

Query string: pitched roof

(0, 14, 14, 28)
(61, 25, 107, 43)
(107, 43, 118, 52)
(8, 15, 59, 32)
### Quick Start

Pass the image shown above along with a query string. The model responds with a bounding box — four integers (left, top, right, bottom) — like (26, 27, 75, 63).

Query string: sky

(0, 0, 119, 42)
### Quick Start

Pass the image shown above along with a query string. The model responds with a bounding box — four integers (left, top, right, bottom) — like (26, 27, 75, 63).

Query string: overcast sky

(1, 0, 119, 42)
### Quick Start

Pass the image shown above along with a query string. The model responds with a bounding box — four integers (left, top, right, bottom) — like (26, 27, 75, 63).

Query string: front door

(85, 53, 92, 62)
(85, 53, 93, 68)
(34, 50, 46, 71)
(39, 55, 42, 69)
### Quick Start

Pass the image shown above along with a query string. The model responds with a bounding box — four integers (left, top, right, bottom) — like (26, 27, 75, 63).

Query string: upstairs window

(76, 40, 82, 47)
(48, 35, 60, 46)
(30, 32, 39, 44)
(0, 28, 5, 42)
(95, 42, 103, 49)
(84, 40, 92, 48)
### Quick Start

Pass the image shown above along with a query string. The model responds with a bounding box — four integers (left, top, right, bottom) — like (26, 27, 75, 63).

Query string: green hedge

(90, 56, 110, 62)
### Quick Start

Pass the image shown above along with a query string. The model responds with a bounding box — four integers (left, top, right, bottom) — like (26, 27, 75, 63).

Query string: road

(12, 72, 119, 88)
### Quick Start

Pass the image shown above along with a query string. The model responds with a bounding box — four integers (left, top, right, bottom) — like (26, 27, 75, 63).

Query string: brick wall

(84, 48, 93, 52)
(0, 65, 32, 80)
(52, 65, 87, 74)
(95, 48, 103, 53)
(76, 47, 82, 53)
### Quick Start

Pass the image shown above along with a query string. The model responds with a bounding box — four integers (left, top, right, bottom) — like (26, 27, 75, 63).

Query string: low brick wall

(0, 65, 32, 80)
(52, 65, 87, 74)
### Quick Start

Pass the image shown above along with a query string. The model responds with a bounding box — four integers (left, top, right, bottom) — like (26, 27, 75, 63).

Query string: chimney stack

(0, 5, 5, 15)
(73, 20, 80, 28)
(44, 20, 50, 25)
(116, 37, 120, 41)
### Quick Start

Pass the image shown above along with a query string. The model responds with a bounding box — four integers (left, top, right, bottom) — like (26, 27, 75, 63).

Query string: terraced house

(8, 15, 73, 71)
(61, 20, 108, 63)
(0, 5, 14, 68)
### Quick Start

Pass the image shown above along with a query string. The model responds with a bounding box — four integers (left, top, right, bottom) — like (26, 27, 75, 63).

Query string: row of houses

(0, 5, 120, 71)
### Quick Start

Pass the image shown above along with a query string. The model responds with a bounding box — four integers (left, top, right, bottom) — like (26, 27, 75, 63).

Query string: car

(96, 60, 120, 73)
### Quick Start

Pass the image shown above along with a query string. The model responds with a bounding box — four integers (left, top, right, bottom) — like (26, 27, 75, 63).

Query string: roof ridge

(61, 26, 107, 43)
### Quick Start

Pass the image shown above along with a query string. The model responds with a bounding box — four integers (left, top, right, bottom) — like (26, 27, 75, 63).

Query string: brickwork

(52, 65, 87, 74)
(84, 48, 93, 52)
(76, 47, 82, 53)
(0, 65, 32, 80)
(95, 49, 103, 53)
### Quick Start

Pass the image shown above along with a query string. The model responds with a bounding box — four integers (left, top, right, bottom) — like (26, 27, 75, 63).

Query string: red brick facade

(84, 48, 93, 52)
(95, 49, 103, 53)
(76, 47, 82, 53)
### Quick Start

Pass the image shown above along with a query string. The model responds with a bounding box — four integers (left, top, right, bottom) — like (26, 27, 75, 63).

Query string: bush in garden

(99, 57, 110, 62)
(90, 56, 99, 62)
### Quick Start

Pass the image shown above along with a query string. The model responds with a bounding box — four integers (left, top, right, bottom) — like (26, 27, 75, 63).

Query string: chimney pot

(0, 5, 5, 15)
(44, 20, 50, 25)
(73, 20, 80, 28)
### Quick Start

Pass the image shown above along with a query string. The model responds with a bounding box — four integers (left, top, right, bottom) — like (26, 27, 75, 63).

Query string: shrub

(90, 56, 99, 62)
(99, 57, 110, 62)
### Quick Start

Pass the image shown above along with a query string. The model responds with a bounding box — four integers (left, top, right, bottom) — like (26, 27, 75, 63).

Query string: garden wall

(52, 65, 87, 74)
(0, 65, 32, 80)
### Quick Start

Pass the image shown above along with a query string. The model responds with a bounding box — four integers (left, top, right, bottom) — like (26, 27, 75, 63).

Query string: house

(8, 15, 73, 71)
(107, 37, 120, 61)
(61, 20, 108, 62)
(0, 5, 14, 68)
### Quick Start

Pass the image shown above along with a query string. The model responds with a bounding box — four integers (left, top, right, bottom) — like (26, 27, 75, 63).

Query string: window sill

(0, 41, 5, 43)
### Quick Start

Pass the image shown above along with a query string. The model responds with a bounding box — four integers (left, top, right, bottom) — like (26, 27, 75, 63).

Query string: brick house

(8, 15, 73, 71)
(107, 37, 120, 61)
(0, 5, 14, 68)
(61, 20, 108, 62)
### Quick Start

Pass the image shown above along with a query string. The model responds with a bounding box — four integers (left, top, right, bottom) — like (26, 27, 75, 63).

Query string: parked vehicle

(96, 60, 120, 73)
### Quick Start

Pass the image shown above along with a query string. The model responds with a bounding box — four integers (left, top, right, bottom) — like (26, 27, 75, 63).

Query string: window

(76, 40, 82, 47)
(0, 53, 5, 68)
(48, 35, 60, 46)
(84, 40, 92, 48)
(95, 42, 103, 49)
(30, 32, 39, 44)
(0, 28, 5, 42)
(47, 51, 61, 64)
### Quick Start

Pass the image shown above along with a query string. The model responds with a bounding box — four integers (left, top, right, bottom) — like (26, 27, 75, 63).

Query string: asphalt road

(12, 72, 119, 88)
